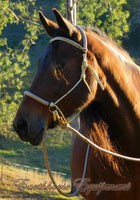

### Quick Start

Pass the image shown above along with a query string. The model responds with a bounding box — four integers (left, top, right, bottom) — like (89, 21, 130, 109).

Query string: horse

(13, 8, 140, 200)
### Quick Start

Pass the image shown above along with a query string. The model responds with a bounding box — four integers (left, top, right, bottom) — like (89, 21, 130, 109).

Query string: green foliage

(78, 0, 130, 43)
(60, 0, 130, 43)
(0, 0, 43, 134)
(60, 0, 67, 17)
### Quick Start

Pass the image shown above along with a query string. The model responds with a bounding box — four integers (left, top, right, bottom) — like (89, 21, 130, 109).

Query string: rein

(42, 136, 90, 197)
(24, 25, 140, 197)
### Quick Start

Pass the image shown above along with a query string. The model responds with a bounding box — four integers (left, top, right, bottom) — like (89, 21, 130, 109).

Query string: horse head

(13, 9, 104, 145)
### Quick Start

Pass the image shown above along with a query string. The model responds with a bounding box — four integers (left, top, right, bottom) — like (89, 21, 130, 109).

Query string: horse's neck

(87, 32, 140, 154)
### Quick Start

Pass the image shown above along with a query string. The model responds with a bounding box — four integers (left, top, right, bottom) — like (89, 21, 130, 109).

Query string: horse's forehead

(39, 45, 55, 69)
(39, 42, 66, 65)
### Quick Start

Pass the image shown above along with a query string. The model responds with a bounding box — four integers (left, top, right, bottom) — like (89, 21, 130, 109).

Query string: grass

(0, 164, 83, 200)
(0, 123, 79, 199)
(0, 124, 81, 199)
(0, 126, 73, 176)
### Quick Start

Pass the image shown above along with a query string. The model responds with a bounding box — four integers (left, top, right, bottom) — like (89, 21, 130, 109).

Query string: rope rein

(42, 139, 90, 197)
(24, 25, 140, 197)
(66, 124, 140, 162)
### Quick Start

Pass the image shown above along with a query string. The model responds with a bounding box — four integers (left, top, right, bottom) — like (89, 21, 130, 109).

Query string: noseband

(24, 26, 104, 124)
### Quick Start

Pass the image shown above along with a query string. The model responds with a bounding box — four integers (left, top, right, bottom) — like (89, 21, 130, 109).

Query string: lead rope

(42, 104, 140, 163)
(42, 115, 140, 198)
(65, 124, 140, 162)
(42, 140, 90, 197)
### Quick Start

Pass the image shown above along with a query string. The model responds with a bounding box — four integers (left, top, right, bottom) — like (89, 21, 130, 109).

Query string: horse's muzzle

(13, 116, 46, 146)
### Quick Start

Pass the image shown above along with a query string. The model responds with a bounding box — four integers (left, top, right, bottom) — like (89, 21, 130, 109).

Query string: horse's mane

(89, 26, 140, 108)
(80, 101, 125, 176)
(78, 27, 140, 175)
(84, 27, 137, 66)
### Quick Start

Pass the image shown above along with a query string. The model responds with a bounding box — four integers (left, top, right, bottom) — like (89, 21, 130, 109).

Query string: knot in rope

(49, 102, 68, 127)
(81, 60, 88, 79)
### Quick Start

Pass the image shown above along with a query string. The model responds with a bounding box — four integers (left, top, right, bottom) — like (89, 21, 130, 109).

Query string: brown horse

(13, 9, 140, 200)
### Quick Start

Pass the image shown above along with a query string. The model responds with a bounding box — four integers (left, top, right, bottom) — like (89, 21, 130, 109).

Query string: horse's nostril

(13, 116, 45, 144)
(18, 118, 27, 129)
(16, 117, 29, 139)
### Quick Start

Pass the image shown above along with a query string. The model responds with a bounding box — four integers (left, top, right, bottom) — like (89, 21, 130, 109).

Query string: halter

(24, 26, 104, 125)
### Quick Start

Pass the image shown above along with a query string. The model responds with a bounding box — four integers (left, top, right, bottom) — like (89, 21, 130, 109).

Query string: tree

(0, 0, 43, 136)
(60, 0, 130, 43)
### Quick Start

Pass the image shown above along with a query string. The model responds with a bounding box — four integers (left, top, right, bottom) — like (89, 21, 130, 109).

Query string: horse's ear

(39, 11, 59, 37)
(52, 8, 81, 41)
